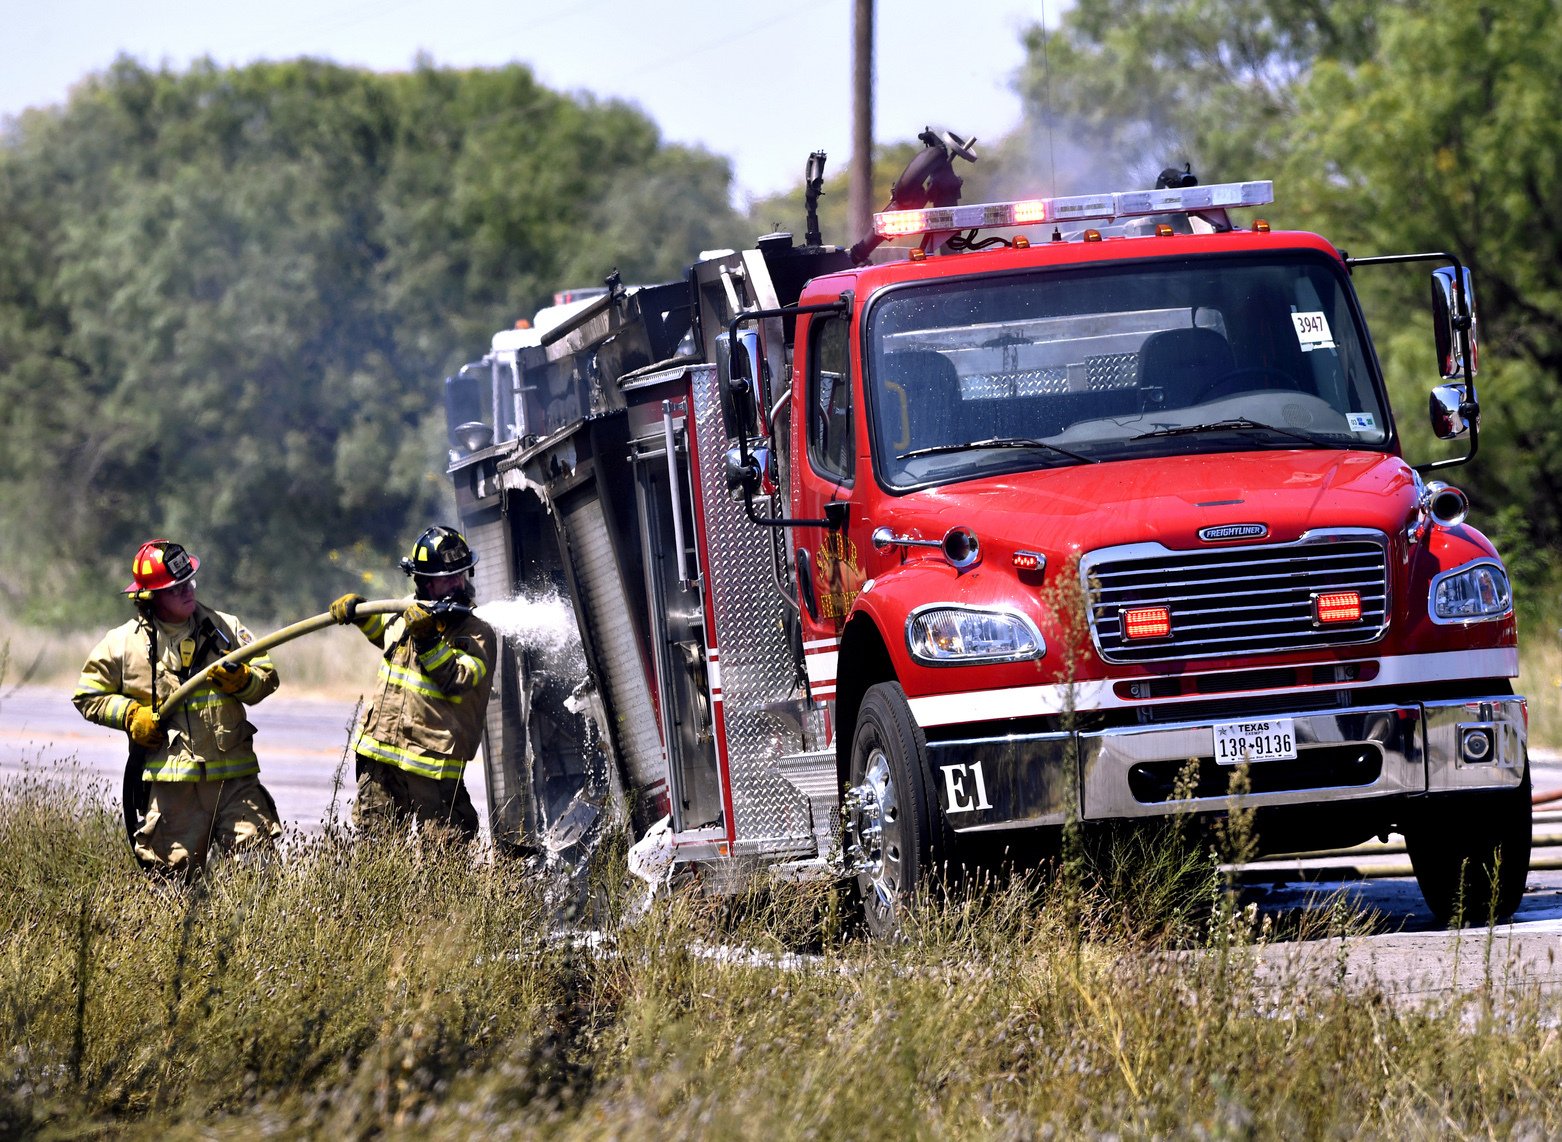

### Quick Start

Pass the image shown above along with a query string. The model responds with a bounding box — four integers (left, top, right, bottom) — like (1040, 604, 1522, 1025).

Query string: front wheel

(843, 683, 948, 937)
(1404, 769, 1532, 926)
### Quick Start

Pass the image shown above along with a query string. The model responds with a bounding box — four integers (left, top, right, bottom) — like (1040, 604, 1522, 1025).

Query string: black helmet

(400, 526, 477, 578)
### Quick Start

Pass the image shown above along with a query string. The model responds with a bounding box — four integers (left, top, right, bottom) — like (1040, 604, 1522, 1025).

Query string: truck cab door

(793, 311, 865, 648)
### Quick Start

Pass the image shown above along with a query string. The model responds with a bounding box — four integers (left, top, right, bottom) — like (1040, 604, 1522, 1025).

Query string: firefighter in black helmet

(329, 526, 495, 843)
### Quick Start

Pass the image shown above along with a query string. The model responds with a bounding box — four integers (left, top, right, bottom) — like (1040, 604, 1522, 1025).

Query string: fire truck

(442, 133, 1529, 931)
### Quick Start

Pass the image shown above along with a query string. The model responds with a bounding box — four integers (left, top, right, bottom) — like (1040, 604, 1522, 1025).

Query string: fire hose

(121, 597, 414, 853)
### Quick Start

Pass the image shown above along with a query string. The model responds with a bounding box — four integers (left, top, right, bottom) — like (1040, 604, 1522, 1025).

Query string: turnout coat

(349, 609, 495, 782)
(73, 604, 279, 782)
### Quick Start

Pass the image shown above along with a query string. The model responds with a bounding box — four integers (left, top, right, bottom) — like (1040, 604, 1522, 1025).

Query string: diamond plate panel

(687, 365, 812, 850)
(963, 367, 1070, 398)
(1087, 352, 1139, 390)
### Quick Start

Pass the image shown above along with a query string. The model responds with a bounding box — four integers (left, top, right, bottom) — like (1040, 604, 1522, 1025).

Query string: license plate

(1213, 718, 1297, 763)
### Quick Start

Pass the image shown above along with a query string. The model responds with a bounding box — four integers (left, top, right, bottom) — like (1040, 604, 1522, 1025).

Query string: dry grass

(1518, 631, 1562, 750)
(0, 769, 1557, 1139)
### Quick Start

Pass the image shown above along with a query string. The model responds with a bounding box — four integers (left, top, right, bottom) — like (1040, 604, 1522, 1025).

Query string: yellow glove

(207, 660, 251, 695)
(403, 601, 439, 646)
(125, 703, 166, 749)
(330, 593, 365, 624)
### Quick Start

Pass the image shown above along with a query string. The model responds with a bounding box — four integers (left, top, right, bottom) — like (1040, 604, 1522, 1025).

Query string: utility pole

(848, 0, 874, 242)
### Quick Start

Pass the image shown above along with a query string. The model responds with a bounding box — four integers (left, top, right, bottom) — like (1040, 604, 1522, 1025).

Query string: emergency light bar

(872, 180, 1274, 240)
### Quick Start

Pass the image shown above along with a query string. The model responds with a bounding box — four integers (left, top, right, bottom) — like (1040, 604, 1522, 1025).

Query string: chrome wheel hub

(844, 748, 903, 920)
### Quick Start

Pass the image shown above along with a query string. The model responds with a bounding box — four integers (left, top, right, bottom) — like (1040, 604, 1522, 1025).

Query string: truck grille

(1082, 531, 1390, 663)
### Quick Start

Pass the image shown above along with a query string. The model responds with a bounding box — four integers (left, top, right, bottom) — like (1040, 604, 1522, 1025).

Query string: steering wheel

(1194, 366, 1298, 404)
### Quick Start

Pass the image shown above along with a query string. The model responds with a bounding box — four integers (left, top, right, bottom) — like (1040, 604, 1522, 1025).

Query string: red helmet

(123, 540, 200, 595)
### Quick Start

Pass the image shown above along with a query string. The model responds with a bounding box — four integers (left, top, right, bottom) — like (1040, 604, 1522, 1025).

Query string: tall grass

(1, 768, 1557, 1138)
(1518, 629, 1562, 749)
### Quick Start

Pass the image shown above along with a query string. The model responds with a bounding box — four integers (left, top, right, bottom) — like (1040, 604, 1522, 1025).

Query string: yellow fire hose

(122, 597, 415, 863)
(154, 597, 413, 720)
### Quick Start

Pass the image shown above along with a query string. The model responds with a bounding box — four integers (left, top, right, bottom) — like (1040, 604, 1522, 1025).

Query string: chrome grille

(1083, 531, 1390, 663)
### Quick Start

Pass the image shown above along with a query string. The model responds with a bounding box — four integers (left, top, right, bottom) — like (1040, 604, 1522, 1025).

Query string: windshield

(866, 252, 1390, 489)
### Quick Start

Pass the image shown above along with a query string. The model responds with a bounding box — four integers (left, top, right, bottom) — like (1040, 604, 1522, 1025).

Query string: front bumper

(927, 695, 1527, 832)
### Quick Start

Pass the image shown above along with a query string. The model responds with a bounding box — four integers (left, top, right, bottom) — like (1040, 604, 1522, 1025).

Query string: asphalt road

(0, 683, 490, 839)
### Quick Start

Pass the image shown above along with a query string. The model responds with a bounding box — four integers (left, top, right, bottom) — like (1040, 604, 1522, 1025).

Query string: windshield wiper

(1131, 417, 1348, 448)
(899, 436, 1097, 464)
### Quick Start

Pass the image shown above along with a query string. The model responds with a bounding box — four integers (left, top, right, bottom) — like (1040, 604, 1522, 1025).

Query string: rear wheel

(1405, 768, 1531, 926)
(843, 683, 948, 937)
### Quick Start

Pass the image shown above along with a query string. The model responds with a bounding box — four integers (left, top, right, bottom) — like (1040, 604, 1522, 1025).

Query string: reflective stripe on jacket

(73, 604, 279, 782)
(350, 610, 495, 782)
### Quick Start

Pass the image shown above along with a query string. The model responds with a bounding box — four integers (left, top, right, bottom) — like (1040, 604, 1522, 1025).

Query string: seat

(1137, 327, 1235, 409)
(882, 351, 964, 452)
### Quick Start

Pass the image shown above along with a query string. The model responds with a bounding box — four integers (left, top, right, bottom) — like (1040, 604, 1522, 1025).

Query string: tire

(1405, 768, 1532, 926)
(843, 682, 951, 937)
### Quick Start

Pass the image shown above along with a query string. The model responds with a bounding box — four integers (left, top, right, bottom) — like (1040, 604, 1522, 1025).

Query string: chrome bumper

(929, 695, 1527, 833)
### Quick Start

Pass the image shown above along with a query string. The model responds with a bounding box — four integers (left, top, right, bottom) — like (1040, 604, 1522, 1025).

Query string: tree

(0, 58, 748, 624)
(1290, 0, 1562, 550)
(1012, 0, 1381, 189)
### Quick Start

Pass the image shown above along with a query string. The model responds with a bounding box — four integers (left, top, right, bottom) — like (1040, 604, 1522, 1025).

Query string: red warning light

(1314, 591, 1362, 624)
(1123, 605, 1171, 639)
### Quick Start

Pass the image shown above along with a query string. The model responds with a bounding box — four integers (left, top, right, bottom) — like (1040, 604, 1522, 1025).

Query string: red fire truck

(443, 135, 1529, 931)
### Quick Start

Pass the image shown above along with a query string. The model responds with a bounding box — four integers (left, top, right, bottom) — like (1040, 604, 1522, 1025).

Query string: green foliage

(1011, 0, 1380, 192)
(0, 57, 747, 626)
(1287, 0, 1562, 559)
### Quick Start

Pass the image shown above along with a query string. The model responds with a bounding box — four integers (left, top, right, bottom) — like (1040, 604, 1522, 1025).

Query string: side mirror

(1431, 266, 1479, 380)
(717, 330, 763, 442)
(1428, 383, 1471, 440)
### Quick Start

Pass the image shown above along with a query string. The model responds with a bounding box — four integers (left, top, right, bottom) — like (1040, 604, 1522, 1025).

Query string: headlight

(1430, 560, 1512, 623)
(907, 605, 1044, 665)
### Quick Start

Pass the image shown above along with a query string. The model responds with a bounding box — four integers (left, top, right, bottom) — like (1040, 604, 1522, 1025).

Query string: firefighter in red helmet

(329, 526, 495, 843)
(73, 540, 283, 877)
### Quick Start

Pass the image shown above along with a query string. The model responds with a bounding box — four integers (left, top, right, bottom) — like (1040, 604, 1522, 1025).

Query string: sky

(1, 0, 1066, 203)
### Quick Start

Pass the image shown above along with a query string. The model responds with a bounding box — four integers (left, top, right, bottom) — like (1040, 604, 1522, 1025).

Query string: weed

(0, 760, 1558, 1137)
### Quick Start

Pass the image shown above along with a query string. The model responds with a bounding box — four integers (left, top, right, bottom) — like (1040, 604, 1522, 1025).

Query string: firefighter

(73, 539, 283, 877)
(329, 526, 495, 844)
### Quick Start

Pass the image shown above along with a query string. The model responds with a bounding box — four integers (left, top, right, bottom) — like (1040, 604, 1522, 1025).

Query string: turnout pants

(134, 774, 282, 876)
(354, 755, 479, 845)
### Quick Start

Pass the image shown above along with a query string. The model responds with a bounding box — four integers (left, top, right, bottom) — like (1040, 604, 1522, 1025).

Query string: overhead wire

(619, 0, 837, 81)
